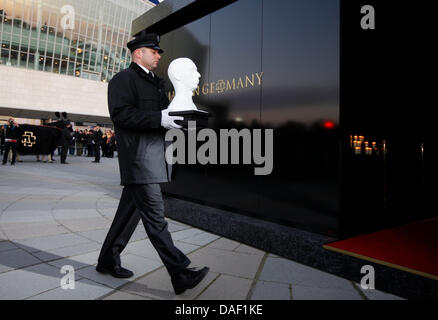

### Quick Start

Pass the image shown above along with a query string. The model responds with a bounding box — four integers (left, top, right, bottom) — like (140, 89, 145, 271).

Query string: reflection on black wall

(159, 0, 340, 236)
(340, 1, 432, 237)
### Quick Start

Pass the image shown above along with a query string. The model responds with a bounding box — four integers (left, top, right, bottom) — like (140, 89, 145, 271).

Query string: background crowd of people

(63, 126, 117, 160)
(1, 118, 20, 165)
(1, 118, 117, 165)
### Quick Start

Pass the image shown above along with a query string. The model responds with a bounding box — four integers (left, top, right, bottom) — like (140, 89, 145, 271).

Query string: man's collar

(129, 62, 161, 86)
(134, 62, 153, 77)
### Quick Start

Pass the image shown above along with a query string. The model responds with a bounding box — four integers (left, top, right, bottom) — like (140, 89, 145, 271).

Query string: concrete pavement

(0, 154, 403, 300)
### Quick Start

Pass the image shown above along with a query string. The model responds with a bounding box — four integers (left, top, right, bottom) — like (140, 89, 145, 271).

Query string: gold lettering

(193, 72, 264, 96)
(202, 83, 209, 95)
(245, 74, 255, 88)
(216, 80, 226, 93)
(226, 79, 236, 91)
(255, 71, 264, 85)
(236, 77, 244, 89)
(167, 91, 175, 101)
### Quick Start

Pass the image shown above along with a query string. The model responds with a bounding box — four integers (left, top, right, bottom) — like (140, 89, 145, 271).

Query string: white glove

(161, 108, 184, 129)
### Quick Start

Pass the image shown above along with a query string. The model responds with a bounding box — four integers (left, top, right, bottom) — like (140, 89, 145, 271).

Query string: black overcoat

(108, 62, 171, 185)
(93, 129, 103, 146)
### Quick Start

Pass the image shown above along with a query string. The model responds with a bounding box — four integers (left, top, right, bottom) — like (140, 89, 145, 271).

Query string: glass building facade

(0, 0, 154, 82)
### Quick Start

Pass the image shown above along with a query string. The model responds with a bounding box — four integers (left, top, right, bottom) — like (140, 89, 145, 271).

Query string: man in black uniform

(60, 121, 72, 164)
(96, 32, 209, 295)
(2, 118, 20, 165)
(92, 125, 103, 163)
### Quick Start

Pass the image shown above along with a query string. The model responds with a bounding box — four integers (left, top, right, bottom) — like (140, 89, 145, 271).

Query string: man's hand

(161, 109, 184, 129)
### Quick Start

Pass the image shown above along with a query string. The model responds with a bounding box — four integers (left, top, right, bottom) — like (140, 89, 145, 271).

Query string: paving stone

(98, 208, 117, 218)
(1, 221, 70, 240)
(48, 250, 100, 270)
(0, 194, 25, 211)
(292, 284, 363, 300)
(173, 241, 200, 255)
(186, 247, 263, 279)
(168, 221, 191, 233)
(4, 198, 56, 211)
(0, 248, 42, 273)
(124, 240, 161, 262)
(32, 251, 63, 263)
(14, 233, 91, 253)
(166, 219, 192, 229)
(74, 266, 131, 289)
(0, 210, 54, 223)
(234, 243, 265, 256)
(197, 274, 253, 300)
(129, 226, 149, 242)
(28, 278, 114, 300)
(76, 254, 162, 289)
(178, 232, 220, 246)
(52, 209, 102, 219)
(0, 263, 61, 299)
(352, 282, 405, 300)
(250, 280, 291, 300)
(96, 197, 119, 210)
(103, 290, 153, 300)
(0, 241, 18, 252)
(207, 238, 241, 251)
(172, 228, 205, 241)
(54, 201, 99, 211)
(259, 257, 355, 290)
(77, 229, 111, 244)
(121, 267, 218, 300)
(56, 217, 112, 232)
(118, 253, 163, 279)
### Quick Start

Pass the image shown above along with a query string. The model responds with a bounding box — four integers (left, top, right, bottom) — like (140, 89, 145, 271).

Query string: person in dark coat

(96, 32, 209, 295)
(86, 130, 94, 157)
(0, 125, 5, 155)
(92, 125, 103, 163)
(2, 118, 21, 165)
(60, 122, 72, 164)
(76, 130, 84, 156)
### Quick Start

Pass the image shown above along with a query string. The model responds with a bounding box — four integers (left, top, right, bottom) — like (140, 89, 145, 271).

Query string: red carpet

(323, 218, 438, 281)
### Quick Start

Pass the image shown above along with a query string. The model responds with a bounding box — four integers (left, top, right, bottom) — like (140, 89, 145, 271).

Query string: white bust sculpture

(167, 58, 201, 111)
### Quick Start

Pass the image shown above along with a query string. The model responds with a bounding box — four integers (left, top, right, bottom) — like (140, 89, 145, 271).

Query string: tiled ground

(0, 155, 404, 300)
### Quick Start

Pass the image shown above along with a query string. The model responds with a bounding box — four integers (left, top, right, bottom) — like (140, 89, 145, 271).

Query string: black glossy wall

(156, 0, 341, 236)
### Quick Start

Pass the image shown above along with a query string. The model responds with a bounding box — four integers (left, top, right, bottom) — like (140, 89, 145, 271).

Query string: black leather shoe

(171, 266, 210, 295)
(96, 264, 134, 278)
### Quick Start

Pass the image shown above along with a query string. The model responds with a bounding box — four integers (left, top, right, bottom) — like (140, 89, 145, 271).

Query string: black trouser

(107, 146, 114, 158)
(87, 144, 93, 157)
(2, 142, 17, 164)
(98, 184, 190, 276)
(94, 144, 101, 162)
(61, 143, 69, 163)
